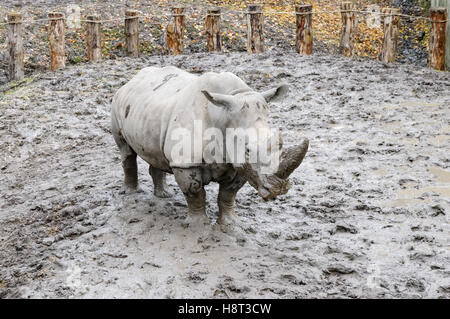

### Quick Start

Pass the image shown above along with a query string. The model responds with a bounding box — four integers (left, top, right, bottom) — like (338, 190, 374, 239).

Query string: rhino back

(111, 66, 198, 170)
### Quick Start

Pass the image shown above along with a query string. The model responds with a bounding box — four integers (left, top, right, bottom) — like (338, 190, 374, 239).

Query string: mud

(0, 50, 449, 298)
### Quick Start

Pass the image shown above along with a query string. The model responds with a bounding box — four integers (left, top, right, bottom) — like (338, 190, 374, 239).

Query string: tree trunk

(295, 4, 313, 55)
(125, 10, 139, 57)
(429, 7, 447, 71)
(86, 14, 101, 62)
(380, 8, 400, 63)
(48, 12, 65, 71)
(7, 12, 24, 81)
(339, 2, 356, 57)
(247, 4, 264, 53)
(205, 8, 221, 52)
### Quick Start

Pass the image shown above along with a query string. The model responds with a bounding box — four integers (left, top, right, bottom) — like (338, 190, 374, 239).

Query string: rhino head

(202, 84, 309, 201)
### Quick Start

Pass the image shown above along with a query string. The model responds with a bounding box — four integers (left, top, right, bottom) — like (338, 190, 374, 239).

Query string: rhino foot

(217, 210, 239, 226)
(154, 188, 173, 198)
(119, 185, 144, 195)
(215, 214, 240, 234)
(183, 214, 211, 228)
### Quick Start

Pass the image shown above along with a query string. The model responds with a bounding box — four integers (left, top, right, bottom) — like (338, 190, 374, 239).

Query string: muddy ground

(0, 50, 449, 298)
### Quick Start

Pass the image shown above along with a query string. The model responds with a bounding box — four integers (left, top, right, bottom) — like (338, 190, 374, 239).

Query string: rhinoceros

(111, 66, 308, 226)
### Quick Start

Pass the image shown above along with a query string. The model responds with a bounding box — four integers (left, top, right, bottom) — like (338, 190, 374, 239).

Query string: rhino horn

(275, 138, 309, 180)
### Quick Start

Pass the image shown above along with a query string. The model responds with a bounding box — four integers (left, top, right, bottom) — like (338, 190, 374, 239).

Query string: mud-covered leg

(217, 175, 247, 225)
(173, 168, 209, 225)
(113, 132, 138, 189)
(149, 166, 172, 198)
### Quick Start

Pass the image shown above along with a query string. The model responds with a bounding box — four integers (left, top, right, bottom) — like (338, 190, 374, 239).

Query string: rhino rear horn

(275, 138, 309, 180)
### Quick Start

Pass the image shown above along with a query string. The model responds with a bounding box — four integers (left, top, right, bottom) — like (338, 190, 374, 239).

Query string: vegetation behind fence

(0, 0, 448, 83)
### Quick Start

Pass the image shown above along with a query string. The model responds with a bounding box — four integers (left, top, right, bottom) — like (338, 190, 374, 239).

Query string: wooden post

(429, 7, 447, 71)
(380, 8, 400, 63)
(167, 7, 185, 54)
(205, 7, 221, 52)
(165, 23, 177, 55)
(339, 2, 356, 57)
(295, 4, 313, 55)
(432, 0, 450, 69)
(125, 10, 139, 57)
(247, 4, 264, 53)
(48, 12, 65, 71)
(86, 14, 101, 62)
(7, 12, 24, 81)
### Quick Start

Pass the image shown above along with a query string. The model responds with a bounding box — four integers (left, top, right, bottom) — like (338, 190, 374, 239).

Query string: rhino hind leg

(173, 168, 210, 226)
(217, 175, 247, 226)
(149, 166, 172, 198)
(113, 132, 138, 189)
(123, 154, 138, 189)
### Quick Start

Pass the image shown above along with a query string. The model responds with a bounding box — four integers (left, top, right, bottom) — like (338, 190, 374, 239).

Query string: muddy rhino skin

(111, 66, 308, 225)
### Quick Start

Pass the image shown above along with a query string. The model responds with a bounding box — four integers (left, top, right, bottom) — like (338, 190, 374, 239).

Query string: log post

(295, 4, 313, 55)
(165, 23, 177, 54)
(168, 6, 185, 55)
(165, 7, 185, 55)
(86, 14, 102, 62)
(247, 4, 264, 53)
(48, 12, 65, 71)
(7, 12, 24, 81)
(339, 2, 356, 57)
(380, 8, 400, 63)
(125, 10, 139, 57)
(429, 7, 447, 71)
(431, 1, 450, 69)
(205, 7, 221, 52)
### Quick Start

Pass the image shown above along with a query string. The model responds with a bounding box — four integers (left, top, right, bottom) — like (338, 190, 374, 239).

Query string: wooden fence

(3, 2, 448, 82)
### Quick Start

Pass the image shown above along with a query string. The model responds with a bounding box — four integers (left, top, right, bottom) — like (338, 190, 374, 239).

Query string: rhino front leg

(217, 175, 247, 225)
(149, 166, 172, 198)
(173, 168, 210, 226)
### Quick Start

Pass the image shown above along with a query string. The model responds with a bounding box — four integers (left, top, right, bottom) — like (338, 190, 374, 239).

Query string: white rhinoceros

(111, 66, 308, 226)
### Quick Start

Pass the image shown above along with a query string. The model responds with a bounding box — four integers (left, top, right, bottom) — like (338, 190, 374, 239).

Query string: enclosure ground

(0, 51, 449, 298)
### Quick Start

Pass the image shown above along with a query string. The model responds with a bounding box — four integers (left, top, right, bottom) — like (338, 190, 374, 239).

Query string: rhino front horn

(275, 138, 309, 180)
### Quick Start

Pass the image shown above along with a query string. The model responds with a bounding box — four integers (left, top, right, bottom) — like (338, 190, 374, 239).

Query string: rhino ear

(202, 90, 237, 110)
(261, 84, 289, 103)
